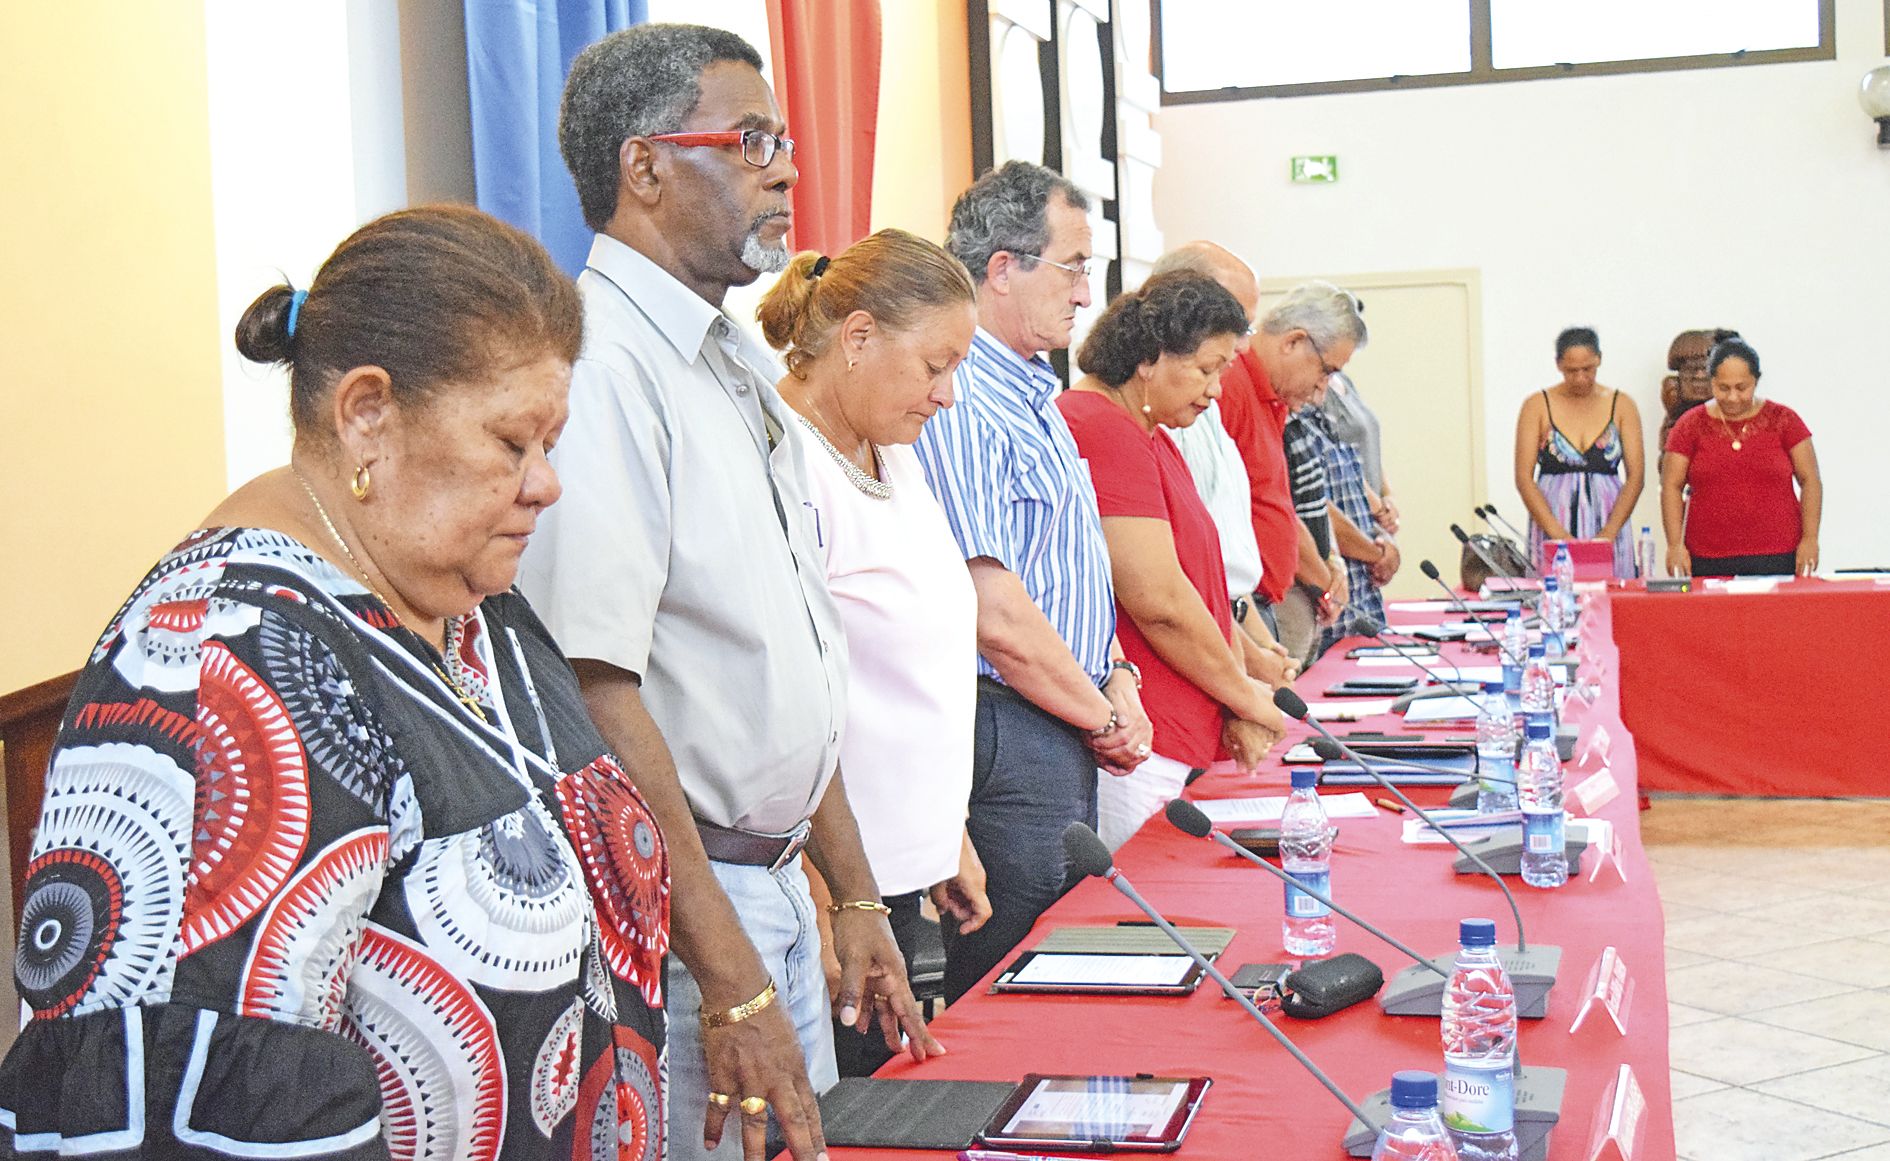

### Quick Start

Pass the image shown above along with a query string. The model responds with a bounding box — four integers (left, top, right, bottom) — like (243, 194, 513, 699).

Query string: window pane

(1491, 0, 1820, 68)
(1160, 0, 1470, 93)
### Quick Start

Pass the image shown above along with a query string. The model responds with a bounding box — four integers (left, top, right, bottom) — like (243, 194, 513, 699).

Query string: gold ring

(740, 1096, 770, 1117)
(707, 1092, 733, 1109)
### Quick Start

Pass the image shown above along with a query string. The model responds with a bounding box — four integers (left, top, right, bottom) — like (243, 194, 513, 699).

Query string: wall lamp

(1863, 64, 1890, 148)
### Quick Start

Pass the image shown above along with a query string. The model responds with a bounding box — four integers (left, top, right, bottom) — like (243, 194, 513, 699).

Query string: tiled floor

(1645, 796, 1890, 1161)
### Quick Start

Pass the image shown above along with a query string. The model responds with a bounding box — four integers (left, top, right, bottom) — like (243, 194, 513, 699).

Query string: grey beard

(741, 230, 790, 274)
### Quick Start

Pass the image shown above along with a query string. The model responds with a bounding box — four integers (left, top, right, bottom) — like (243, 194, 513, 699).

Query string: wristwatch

(1108, 658, 1143, 689)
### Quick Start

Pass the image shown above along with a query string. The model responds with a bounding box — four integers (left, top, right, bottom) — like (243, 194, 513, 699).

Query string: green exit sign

(1291, 155, 1339, 183)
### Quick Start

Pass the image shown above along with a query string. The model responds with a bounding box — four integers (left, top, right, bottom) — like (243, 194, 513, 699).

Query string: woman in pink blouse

(758, 230, 989, 1071)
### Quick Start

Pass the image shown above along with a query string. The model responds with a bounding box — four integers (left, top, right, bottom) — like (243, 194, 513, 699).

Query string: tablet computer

(991, 951, 1206, 996)
(978, 1074, 1212, 1152)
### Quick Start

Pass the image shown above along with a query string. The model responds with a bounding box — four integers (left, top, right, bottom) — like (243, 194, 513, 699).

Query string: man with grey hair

(521, 23, 936, 1161)
(1255, 281, 1370, 662)
(914, 161, 1154, 1002)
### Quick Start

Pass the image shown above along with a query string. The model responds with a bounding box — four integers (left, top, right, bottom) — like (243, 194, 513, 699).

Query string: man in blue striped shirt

(915, 161, 1153, 1001)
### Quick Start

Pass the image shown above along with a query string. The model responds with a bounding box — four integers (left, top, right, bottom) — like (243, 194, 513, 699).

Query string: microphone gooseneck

(1417, 560, 1524, 664)
(1272, 688, 1529, 952)
(1308, 736, 1516, 790)
(1163, 801, 1448, 979)
(1060, 821, 1380, 1134)
(1347, 613, 1486, 700)
(1478, 504, 1534, 553)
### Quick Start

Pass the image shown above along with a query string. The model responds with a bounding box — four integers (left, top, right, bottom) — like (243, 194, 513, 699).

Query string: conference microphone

(1164, 799, 1447, 981)
(1476, 504, 1533, 553)
(1060, 821, 1380, 1135)
(1450, 523, 1527, 592)
(1418, 560, 1524, 663)
(1271, 687, 1562, 1018)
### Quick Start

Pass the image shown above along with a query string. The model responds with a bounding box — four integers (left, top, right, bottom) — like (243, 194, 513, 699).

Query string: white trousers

(1097, 751, 1195, 851)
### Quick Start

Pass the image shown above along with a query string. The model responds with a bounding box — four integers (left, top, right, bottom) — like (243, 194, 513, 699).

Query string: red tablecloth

(838, 596, 1676, 1161)
(1612, 578, 1890, 797)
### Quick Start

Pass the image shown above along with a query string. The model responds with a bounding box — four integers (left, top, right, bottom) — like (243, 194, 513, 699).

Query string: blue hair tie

(286, 288, 308, 339)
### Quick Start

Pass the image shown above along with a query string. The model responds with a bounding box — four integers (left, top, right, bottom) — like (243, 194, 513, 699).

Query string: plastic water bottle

(1372, 1071, 1461, 1161)
(1520, 641, 1556, 737)
(1636, 525, 1656, 581)
(1441, 919, 1518, 1161)
(1500, 610, 1525, 713)
(1517, 718, 1567, 888)
(1539, 577, 1566, 656)
(1474, 682, 1518, 814)
(1280, 767, 1336, 957)
(1552, 543, 1576, 624)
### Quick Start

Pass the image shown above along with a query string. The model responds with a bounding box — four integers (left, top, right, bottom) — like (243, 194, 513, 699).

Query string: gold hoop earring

(350, 464, 371, 501)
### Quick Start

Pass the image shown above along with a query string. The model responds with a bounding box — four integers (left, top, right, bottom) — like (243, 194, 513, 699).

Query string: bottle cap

(1506, 608, 1520, 620)
(1389, 1071, 1439, 1110)
(1459, 917, 1498, 947)
(1290, 767, 1319, 790)
(1528, 641, 1546, 658)
(1544, 576, 1560, 590)
(1483, 680, 1505, 694)
(1527, 718, 1553, 740)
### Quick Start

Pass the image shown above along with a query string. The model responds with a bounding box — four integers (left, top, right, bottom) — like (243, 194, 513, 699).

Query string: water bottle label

(1524, 810, 1564, 853)
(1284, 869, 1331, 918)
(1543, 631, 1565, 654)
(1479, 756, 1515, 793)
(1444, 1060, 1515, 1134)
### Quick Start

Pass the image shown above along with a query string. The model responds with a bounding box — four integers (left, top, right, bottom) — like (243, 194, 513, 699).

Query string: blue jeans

(942, 679, 1098, 1001)
(664, 857, 837, 1160)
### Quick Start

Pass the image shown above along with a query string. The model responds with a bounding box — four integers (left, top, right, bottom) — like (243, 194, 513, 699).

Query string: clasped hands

(1091, 670, 1154, 777)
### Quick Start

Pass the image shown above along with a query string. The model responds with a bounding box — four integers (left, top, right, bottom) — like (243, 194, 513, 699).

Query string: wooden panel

(0, 670, 78, 929)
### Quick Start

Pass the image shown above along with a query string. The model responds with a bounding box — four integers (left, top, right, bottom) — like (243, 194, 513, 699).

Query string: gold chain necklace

(1715, 403, 1755, 451)
(294, 471, 489, 722)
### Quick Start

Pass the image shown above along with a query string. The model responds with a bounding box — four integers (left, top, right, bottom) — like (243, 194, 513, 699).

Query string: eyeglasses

(646, 129, 796, 168)
(1304, 333, 1343, 383)
(1013, 252, 1091, 283)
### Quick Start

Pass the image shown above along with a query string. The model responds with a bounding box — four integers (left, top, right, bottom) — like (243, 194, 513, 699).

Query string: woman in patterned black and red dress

(0, 206, 669, 1161)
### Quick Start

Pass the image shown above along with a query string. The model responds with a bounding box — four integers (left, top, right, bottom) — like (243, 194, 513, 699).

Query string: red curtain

(766, 0, 882, 257)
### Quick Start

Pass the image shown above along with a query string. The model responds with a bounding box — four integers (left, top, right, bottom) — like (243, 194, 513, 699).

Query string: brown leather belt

(695, 817, 812, 872)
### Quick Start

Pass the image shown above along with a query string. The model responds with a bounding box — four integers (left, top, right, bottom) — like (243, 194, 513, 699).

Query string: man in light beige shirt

(519, 24, 936, 1161)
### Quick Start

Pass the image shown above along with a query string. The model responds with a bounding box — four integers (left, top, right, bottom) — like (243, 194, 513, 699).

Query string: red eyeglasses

(646, 129, 796, 168)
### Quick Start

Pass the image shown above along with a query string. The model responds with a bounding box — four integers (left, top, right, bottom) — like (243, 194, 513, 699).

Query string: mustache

(747, 208, 791, 231)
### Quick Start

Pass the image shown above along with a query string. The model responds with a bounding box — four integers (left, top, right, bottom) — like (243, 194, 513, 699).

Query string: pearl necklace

(796, 415, 891, 500)
(294, 471, 489, 722)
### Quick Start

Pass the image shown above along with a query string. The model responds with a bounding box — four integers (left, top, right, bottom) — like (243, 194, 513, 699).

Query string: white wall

(206, 1, 412, 488)
(1155, 0, 1890, 569)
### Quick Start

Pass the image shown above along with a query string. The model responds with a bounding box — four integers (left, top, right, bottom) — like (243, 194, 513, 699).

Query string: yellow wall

(0, 3, 227, 692)
(869, 0, 972, 241)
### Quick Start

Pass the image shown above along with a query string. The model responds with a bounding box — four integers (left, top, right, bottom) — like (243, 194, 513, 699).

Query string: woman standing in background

(1513, 326, 1645, 575)
(1661, 337, 1821, 577)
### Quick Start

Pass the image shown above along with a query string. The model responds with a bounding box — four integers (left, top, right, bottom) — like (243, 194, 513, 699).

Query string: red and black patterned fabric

(0, 528, 670, 1160)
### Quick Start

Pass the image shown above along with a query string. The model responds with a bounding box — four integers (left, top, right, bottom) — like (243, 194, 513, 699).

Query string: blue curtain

(464, 0, 644, 276)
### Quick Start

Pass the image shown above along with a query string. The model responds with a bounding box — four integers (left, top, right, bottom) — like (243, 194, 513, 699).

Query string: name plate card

(1569, 946, 1634, 1036)
(1583, 819, 1628, 884)
(1574, 723, 1613, 771)
(1571, 768, 1621, 816)
(1584, 1063, 1647, 1161)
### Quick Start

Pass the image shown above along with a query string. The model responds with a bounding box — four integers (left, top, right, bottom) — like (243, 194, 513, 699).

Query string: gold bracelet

(827, 899, 893, 917)
(700, 978, 777, 1029)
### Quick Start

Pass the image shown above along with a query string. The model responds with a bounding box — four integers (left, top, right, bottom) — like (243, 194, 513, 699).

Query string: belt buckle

(769, 820, 812, 873)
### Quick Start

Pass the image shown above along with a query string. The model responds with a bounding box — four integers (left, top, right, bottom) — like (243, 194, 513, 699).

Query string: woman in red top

(1661, 337, 1823, 577)
(1058, 272, 1288, 849)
